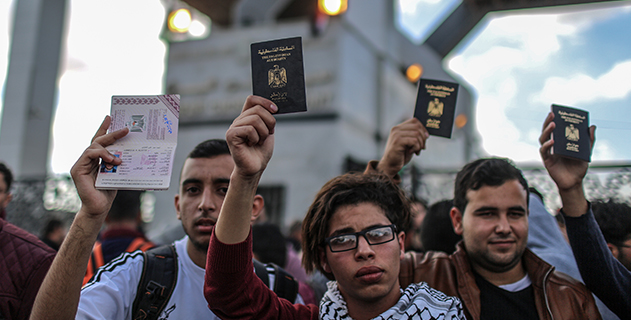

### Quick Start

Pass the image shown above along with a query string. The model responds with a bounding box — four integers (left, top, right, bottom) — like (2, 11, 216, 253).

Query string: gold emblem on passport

(565, 124, 579, 142)
(268, 65, 287, 88)
(427, 98, 444, 117)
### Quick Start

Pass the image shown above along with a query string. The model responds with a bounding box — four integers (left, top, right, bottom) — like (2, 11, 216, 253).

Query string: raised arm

(205, 96, 317, 319)
(538, 111, 594, 217)
(30, 116, 128, 320)
(215, 95, 277, 244)
(367, 118, 428, 180)
(540, 111, 631, 317)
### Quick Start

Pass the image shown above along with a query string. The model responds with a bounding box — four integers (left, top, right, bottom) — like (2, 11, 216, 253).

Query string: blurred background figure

(0, 161, 55, 319)
(404, 197, 427, 252)
(252, 222, 317, 305)
(252, 223, 288, 271)
(286, 220, 303, 254)
(0, 162, 13, 220)
(420, 199, 461, 254)
(592, 199, 631, 271)
(83, 190, 155, 285)
(39, 218, 66, 251)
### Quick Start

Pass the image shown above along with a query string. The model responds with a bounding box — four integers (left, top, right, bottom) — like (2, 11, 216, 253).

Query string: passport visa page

(95, 95, 179, 190)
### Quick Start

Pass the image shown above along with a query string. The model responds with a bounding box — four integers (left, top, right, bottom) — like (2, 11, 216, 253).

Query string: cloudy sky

(399, 0, 631, 163)
(1, 0, 630, 174)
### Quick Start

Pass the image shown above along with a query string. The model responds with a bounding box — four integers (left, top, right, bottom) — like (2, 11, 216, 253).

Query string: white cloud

(592, 139, 615, 161)
(556, 1, 631, 30)
(535, 60, 631, 106)
(448, 46, 524, 91)
(461, 13, 577, 64)
(447, 5, 631, 163)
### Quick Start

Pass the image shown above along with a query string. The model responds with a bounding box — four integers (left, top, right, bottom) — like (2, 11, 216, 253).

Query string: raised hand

(539, 111, 595, 216)
(377, 118, 429, 178)
(70, 116, 129, 217)
(539, 111, 595, 192)
(225, 95, 277, 180)
(30, 116, 129, 320)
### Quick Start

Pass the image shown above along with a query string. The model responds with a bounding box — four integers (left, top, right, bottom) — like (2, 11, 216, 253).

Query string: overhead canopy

(182, 0, 621, 57)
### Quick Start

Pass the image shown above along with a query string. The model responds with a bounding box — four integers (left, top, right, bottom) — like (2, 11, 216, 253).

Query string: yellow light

(318, 0, 348, 16)
(455, 114, 468, 129)
(406, 63, 423, 83)
(168, 8, 192, 33)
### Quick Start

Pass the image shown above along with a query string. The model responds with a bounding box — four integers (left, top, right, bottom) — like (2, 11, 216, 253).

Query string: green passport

(251, 37, 307, 114)
(551, 104, 591, 162)
(413, 79, 459, 138)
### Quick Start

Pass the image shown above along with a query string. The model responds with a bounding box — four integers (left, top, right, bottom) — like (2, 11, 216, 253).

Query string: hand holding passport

(413, 79, 459, 138)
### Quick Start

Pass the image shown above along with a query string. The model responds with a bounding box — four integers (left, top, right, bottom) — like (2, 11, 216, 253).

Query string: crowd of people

(0, 94, 629, 319)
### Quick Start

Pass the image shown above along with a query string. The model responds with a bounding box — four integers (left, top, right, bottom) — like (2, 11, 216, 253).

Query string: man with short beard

(398, 157, 601, 319)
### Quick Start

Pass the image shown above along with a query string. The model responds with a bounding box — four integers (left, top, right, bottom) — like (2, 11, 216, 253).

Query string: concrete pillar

(0, 0, 67, 233)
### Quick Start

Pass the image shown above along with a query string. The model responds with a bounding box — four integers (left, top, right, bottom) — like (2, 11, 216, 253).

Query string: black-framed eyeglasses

(323, 224, 397, 253)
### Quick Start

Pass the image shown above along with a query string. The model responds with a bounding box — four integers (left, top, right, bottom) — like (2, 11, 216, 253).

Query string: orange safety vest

(83, 237, 155, 286)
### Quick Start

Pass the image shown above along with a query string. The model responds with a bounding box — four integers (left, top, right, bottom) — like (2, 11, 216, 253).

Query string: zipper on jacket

(542, 267, 554, 319)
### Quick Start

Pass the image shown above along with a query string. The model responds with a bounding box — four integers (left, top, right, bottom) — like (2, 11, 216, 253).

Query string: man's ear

(174, 194, 182, 220)
(398, 231, 406, 259)
(607, 242, 620, 259)
(250, 195, 264, 222)
(450, 207, 464, 235)
(320, 247, 332, 273)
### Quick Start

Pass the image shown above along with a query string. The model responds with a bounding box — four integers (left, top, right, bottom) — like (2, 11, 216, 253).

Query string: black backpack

(131, 244, 298, 320)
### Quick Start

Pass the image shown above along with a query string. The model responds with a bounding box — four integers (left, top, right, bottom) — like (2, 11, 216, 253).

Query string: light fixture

(168, 8, 192, 33)
(163, 4, 212, 42)
(318, 0, 348, 16)
(455, 114, 468, 128)
(406, 63, 423, 83)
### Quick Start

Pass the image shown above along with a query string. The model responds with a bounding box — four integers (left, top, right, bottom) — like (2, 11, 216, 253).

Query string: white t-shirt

(77, 237, 219, 320)
(77, 236, 302, 319)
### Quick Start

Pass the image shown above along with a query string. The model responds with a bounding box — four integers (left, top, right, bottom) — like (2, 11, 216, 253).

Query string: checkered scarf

(319, 281, 464, 320)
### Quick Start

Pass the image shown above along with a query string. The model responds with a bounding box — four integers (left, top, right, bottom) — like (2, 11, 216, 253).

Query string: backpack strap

(131, 244, 178, 320)
(269, 262, 299, 303)
(253, 260, 298, 302)
(253, 259, 270, 287)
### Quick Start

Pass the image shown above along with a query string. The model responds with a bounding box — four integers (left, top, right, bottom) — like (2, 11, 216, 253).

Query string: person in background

(419, 199, 461, 254)
(40, 218, 66, 251)
(0, 161, 55, 320)
(82, 190, 155, 285)
(253, 222, 317, 305)
(286, 220, 303, 253)
(592, 199, 631, 271)
(404, 197, 427, 252)
(0, 162, 13, 220)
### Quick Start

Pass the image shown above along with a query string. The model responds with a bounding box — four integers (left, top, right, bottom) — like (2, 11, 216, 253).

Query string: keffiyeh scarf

(319, 281, 464, 320)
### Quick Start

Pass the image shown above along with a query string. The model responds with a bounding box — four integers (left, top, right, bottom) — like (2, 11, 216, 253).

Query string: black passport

(551, 104, 590, 162)
(251, 37, 307, 114)
(413, 79, 459, 138)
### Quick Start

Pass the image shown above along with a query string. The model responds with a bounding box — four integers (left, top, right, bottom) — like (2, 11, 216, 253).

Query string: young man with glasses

(204, 96, 463, 319)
